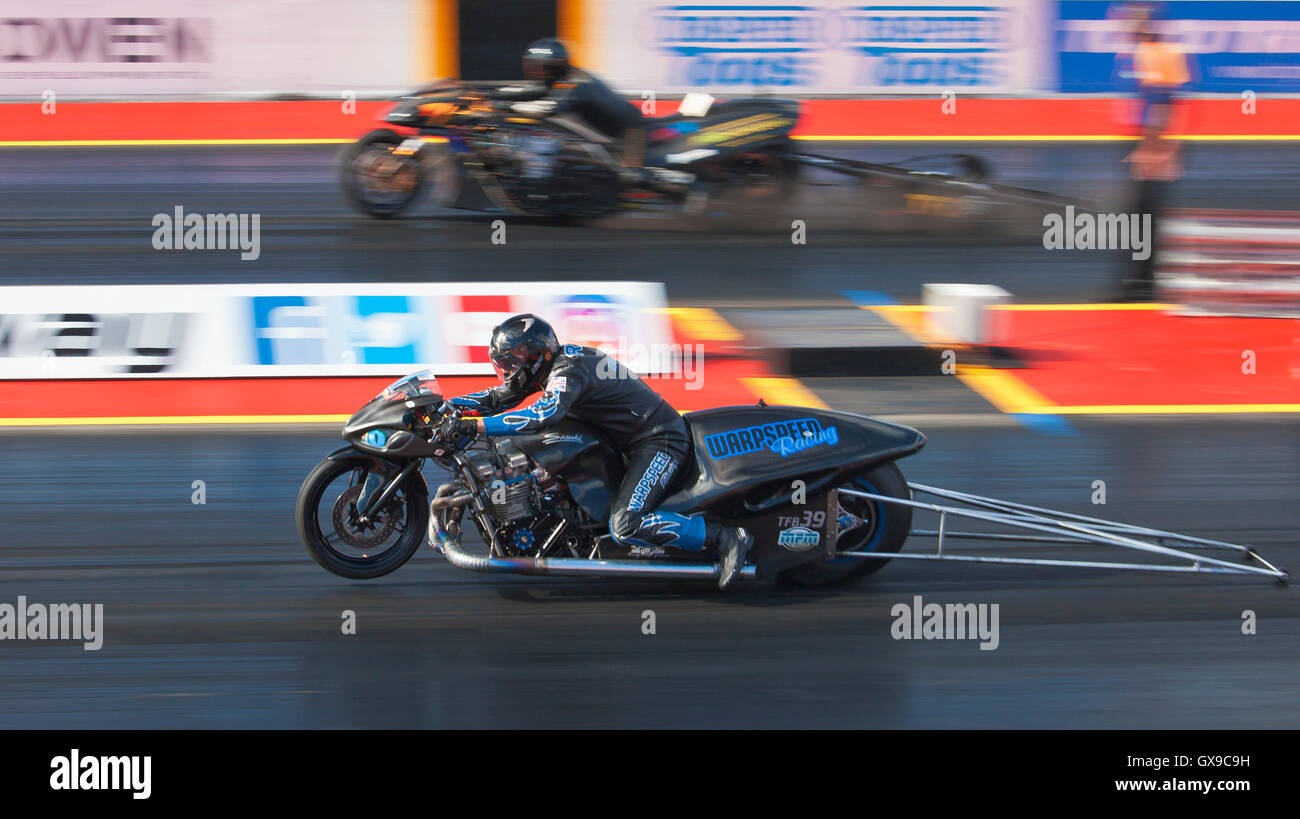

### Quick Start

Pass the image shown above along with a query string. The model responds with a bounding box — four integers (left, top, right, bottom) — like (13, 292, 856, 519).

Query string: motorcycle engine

(465, 440, 537, 521)
(476, 128, 619, 218)
(464, 441, 560, 556)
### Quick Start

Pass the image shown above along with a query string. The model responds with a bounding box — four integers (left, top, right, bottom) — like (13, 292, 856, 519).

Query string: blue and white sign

(645, 4, 829, 87)
(603, 1, 1050, 93)
(1056, 1, 1300, 93)
(0, 282, 672, 379)
(250, 293, 436, 369)
(841, 4, 1038, 89)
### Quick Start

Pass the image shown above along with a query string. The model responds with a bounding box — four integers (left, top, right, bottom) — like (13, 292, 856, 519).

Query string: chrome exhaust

(428, 503, 756, 581)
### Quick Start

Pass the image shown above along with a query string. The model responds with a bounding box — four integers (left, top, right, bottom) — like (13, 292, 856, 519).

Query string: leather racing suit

(447, 344, 706, 551)
(492, 68, 645, 140)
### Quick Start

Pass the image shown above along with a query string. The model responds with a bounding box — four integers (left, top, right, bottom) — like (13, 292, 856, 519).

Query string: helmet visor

(491, 349, 527, 381)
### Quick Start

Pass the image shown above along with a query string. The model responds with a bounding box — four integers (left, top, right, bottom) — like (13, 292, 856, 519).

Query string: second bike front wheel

(338, 128, 427, 218)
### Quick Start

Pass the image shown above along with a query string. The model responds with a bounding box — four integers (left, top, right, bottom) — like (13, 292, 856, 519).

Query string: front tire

(296, 455, 428, 579)
(338, 128, 427, 218)
(779, 462, 912, 587)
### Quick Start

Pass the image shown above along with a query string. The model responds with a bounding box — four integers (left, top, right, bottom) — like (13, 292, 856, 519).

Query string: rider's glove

(438, 415, 478, 442)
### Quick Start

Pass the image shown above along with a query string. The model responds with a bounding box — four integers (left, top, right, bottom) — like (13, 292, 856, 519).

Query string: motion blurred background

(0, 0, 1297, 729)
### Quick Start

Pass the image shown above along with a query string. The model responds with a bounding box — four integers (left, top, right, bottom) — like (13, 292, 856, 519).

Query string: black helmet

(489, 314, 560, 393)
(523, 38, 570, 86)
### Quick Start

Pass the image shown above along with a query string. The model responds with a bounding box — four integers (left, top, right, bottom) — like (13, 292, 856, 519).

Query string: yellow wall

(416, 0, 459, 80)
(559, 0, 596, 70)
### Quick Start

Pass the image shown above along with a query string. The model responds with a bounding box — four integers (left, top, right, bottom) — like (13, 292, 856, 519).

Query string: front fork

(355, 460, 421, 525)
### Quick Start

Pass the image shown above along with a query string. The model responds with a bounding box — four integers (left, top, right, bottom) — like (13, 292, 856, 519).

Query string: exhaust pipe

(428, 505, 756, 581)
(430, 490, 474, 511)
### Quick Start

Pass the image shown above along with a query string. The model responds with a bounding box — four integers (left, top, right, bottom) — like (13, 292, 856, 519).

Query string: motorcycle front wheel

(338, 128, 428, 218)
(296, 454, 429, 579)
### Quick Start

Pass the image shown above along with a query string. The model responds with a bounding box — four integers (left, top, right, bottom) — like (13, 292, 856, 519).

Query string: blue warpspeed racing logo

(703, 417, 839, 459)
(629, 451, 676, 512)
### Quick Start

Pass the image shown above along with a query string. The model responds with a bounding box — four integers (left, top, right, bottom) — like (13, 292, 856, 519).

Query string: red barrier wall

(3, 98, 1298, 143)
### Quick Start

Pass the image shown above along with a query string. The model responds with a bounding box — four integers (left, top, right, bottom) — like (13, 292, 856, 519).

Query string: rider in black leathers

(492, 38, 644, 140)
(440, 314, 753, 590)
(487, 39, 690, 191)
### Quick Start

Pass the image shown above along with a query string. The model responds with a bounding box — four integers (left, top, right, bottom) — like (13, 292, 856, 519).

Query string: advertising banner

(594, 0, 1053, 95)
(0, 282, 674, 378)
(1056, 0, 1300, 93)
(0, 0, 422, 98)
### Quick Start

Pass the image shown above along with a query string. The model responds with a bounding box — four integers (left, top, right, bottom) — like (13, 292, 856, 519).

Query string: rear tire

(736, 138, 799, 195)
(338, 128, 426, 218)
(778, 462, 912, 588)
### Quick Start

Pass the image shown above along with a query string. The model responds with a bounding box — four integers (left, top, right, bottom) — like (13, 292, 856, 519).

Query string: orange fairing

(417, 102, 456, 125)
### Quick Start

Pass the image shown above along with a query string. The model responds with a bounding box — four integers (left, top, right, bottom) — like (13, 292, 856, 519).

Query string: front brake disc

(332, 484, 399, 549)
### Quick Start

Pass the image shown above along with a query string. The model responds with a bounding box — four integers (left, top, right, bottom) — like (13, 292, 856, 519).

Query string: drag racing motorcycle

(339, 80, 803, 219)
(340, 80, 1069, 230)
(295, 371, 926, 588)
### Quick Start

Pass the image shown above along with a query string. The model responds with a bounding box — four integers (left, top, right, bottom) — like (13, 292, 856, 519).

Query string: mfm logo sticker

(778, 526, 821, 552)
(703, 417, 840, 460)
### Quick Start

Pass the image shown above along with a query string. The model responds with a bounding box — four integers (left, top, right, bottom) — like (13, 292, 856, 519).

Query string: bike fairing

(703, 417, 840, 460)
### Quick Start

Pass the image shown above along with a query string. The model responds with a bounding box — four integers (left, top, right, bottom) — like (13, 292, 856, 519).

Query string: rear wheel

(779, 462, 912, 587)
(731, 138, 799, 197)
(296, 455, 428, 579)
(338, 129, 427, 218)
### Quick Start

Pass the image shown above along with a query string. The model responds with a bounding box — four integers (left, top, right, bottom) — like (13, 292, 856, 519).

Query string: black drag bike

(339, 79, 803, 220)
(296, 371, 926, 588)
(339, 79, 1071, 232)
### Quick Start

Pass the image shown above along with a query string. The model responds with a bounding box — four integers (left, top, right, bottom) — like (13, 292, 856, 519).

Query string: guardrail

(1159, 210, 1300, 318)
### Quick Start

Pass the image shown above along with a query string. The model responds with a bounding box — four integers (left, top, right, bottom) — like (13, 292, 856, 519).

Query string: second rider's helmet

(523, 38, 571, 87)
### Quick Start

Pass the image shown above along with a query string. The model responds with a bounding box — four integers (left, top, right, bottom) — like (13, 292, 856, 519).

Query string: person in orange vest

(1132, 15, 1190, 133)
(1118, 11, 1191, 300)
